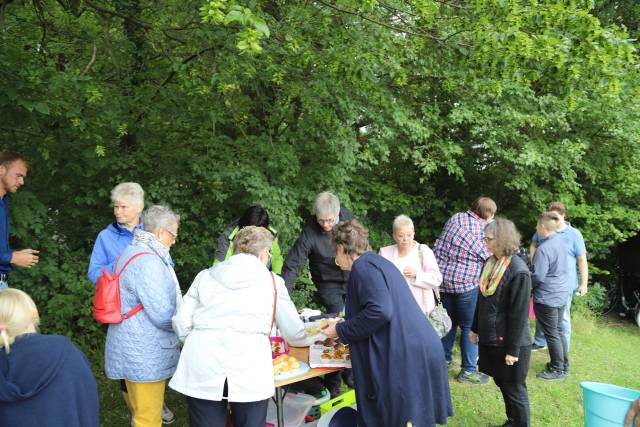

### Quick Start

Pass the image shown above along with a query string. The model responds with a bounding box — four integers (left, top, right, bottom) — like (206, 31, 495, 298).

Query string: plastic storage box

(580, 381, 640, 426)
(266, 392, 316, 427)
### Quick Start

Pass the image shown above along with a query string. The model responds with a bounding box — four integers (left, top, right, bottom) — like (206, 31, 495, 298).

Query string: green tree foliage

(0, 0, 638, 351)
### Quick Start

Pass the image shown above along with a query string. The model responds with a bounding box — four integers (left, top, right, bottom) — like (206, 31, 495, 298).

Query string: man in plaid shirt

(434, 197, 496, 384)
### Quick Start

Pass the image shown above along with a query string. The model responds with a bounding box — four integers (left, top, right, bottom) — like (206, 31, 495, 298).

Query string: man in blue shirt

(529, 202, 588, 355)
(531, 211, 571, 381)
(0, 151, 39, 288)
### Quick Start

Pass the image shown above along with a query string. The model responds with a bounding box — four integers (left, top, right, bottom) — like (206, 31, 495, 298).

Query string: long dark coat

(335, 252, 453, 427)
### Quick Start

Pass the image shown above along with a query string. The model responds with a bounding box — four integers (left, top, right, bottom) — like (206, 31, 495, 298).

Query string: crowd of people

(5, 149, 632, 427)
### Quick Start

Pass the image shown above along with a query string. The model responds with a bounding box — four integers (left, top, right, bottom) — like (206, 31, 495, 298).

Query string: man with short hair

(282, 191, 355, 397)
(0, 151, 39, 288)
(531, 211, 571, 381)
(433, 197, 496, 384)
(282, 192, 355, 308)
(529, 202, 588, 357)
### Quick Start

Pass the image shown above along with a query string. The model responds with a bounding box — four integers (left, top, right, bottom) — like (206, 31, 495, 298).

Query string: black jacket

(472, 255, 533, 357)
(282, 207, 355, 293)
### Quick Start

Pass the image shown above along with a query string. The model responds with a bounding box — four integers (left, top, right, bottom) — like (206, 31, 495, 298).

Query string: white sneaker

(162, 403, 175, 424)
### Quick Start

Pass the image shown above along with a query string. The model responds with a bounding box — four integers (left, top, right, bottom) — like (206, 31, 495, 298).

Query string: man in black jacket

(282, 191, 355, 312)
(282, 191, 355, 397)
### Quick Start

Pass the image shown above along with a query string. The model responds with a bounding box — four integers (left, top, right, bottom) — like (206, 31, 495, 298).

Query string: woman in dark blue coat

(322, 220, 453, 427)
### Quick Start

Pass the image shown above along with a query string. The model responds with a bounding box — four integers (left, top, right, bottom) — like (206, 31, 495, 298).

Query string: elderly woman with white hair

(379, 215, 443, 315)
(170, 226, 306, 427)
(105, 205, 182, 427)
(88, 182, 145, 284)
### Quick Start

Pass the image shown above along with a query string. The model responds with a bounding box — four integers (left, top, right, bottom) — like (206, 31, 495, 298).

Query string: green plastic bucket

(580, 382, 640, 426)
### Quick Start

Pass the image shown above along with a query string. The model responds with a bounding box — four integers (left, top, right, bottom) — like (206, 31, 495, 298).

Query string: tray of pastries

(309, 338, 351, 368)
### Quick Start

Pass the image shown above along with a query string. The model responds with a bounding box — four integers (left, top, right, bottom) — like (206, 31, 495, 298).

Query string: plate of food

(273, 354, 310, 381)
(309, 338, 351, 368)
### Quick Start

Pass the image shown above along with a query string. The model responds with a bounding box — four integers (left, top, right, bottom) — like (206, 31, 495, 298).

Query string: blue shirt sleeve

(571, 228, 587, 257)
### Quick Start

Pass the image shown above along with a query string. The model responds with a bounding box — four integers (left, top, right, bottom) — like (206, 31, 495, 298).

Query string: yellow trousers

(125, 380, 166, 427)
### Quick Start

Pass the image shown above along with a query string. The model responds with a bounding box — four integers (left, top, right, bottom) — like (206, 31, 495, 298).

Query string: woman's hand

(403, 266, 417, 278)
(322, 322, 338, 339)
(469, 331, 478, 345)
(505, 354, 519, 366)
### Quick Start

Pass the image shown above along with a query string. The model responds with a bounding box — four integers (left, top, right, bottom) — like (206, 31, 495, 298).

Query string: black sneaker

(456, 370, 490, 384)
(536, 368, 567, 381)
(545, 362, 570, 375)
(531, 344, 547, 351)
(446, 360, 455, 371)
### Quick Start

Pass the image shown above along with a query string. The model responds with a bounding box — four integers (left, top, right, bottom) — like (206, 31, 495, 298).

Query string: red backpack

(93, 252, 153, 324)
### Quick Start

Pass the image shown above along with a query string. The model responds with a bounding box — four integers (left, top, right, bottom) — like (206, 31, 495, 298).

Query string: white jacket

(169, 253, 305, 402)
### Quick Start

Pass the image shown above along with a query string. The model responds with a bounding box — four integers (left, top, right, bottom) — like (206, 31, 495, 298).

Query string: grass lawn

(95, 313, 640, 426)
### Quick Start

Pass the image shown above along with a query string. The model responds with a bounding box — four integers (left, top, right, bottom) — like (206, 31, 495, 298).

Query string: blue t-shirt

(532, 222, 586, 290)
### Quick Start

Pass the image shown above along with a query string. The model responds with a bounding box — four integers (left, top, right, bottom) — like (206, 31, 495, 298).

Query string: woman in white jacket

(170, 226, 306, 427)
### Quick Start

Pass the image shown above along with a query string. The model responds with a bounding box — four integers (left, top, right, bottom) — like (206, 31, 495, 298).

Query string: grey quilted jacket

(104, 243, 180, 382)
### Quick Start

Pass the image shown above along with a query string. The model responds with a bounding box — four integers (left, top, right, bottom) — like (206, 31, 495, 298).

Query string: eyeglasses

(164, 228, 178, 241)
(483, 236, 495, 242)
(317, 217, 336, 225)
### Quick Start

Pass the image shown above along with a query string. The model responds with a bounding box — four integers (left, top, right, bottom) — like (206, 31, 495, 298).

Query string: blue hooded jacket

(0, 334, 99, 426)
(0, 196, 12, 274)
(87, 220, 143, 284)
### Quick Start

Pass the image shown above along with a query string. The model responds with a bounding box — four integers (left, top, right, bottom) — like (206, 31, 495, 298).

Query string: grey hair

(392, 215, 414, 232)
(314, 192, 340, 217)
(111, 182, 145, 208)
(233, 226, 274, 257)
(143, 205, 180, 232)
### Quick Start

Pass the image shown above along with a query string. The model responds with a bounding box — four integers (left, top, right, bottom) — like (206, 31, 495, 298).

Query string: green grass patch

(93, 313, 640, 426)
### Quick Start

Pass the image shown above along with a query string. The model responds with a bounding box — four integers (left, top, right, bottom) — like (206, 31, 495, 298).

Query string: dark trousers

(493, 379, 530, 427)
(316, 287, 349, 392)
(533, 303, 568, 371)
(186, 380, 268, 427)
(441, 288, 479, 371)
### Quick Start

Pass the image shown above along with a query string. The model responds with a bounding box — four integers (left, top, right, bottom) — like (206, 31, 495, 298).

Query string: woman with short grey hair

(233, 226, 274, 257)
(105, 204, 182, 426)
(171, 226, 306, 427)
(111, 182, 144, 210)
(380, 214, 443, 315)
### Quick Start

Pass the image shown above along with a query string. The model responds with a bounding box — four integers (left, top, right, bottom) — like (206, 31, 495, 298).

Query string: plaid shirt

(433, 210, 490, 294)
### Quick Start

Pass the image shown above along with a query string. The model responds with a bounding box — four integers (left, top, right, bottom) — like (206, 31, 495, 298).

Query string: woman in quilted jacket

(104, 205, 182, 427)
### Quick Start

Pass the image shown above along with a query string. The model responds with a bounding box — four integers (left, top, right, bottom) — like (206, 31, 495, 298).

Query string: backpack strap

(115, 251, 154, 319)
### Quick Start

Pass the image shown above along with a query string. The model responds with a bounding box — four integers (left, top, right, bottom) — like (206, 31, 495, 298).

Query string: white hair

(314, 192, 340, 217)
(111, 182, 145, 208)
(392, 215, 414, 233)
(143, 205, 180, 232)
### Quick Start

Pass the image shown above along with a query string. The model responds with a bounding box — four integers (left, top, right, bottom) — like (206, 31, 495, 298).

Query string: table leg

(276, 386, 285, 427)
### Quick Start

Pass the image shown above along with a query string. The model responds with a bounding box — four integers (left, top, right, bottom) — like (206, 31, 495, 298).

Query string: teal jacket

(213, 222, 283, 274)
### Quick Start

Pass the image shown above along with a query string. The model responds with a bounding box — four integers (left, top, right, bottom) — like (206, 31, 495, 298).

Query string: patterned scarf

(479, 255, 511, 297)
(132, 228, 170, 261)
(131, 228, 183, 309)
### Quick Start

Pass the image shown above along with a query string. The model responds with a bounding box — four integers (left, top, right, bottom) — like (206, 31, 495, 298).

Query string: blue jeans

(0, 279, 7, 289)
(441, 287, 479, 371)
(534, 292, 573, 352)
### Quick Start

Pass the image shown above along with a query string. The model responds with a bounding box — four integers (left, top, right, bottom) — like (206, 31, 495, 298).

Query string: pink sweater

(379, 242, 443, 314)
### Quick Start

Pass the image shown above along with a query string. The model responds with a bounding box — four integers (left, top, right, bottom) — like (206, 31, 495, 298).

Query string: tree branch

(81, 43, 97, 75)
